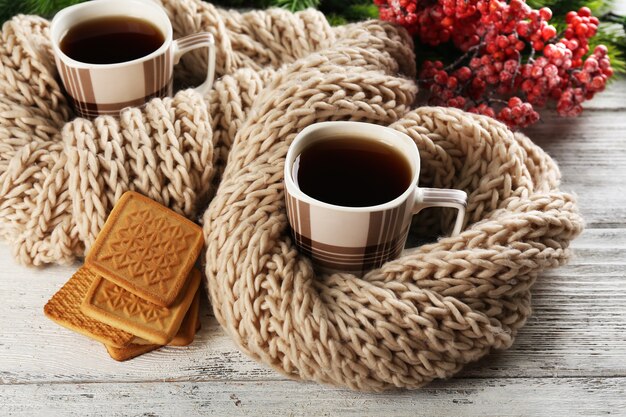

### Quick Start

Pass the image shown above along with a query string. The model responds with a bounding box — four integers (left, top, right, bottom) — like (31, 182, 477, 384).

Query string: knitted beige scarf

(0, 0, 583, 391)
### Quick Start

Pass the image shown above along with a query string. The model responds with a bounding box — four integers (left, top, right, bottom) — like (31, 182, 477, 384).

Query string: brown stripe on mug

(72, 66, 90, 118)
(290, 193, 300, 248)
(77, 68, 95, 103)
(306, 234, 408, 272)
(301, 243, 403, 264)
(156, 53, 162, 95)
(372, 208, 393, 264)
(67, 79, 173, 117)
(165, 49, 171, 92)
(287, 192, 304, 249)
(378, 205, 395, 261)
(77, 68, 98, 115)
(293, 231, 406, 262)
(310, 257, 365, 272)
(61, 62, 79, 113)
(381, 203, 404, 261)
(366, 210, 384, 247)
(286, 193, 298, 246)
(296, 199, 312, 250)
(143, 55, 156, 96)
(362, 229, 408, 270)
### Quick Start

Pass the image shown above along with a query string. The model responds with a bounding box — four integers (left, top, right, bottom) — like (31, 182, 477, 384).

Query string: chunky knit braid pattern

(0, 0, 582, 391)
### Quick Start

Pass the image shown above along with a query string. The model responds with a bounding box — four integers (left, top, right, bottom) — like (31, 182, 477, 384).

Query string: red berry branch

(374, 0, 614, 129)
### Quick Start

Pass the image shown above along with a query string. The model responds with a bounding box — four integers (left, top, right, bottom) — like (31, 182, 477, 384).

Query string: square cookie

(81, 268, 201, 345)
(132, 287, 201, 347)
(85, 191, 204, 307)
(44, 267, 134, 348)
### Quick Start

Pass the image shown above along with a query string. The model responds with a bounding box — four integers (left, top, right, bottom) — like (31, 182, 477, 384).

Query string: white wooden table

(2, 21, 626, 417)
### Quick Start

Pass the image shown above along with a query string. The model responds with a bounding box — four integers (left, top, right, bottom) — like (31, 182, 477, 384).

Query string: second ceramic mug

(50, 0, 216, 118)
(284, 121, 468, 274)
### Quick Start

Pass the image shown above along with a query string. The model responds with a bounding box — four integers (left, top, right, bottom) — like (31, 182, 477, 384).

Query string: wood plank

(527, 110, 626, 227)
(1, 378, 625, 417)
(1, 228, 624, 384)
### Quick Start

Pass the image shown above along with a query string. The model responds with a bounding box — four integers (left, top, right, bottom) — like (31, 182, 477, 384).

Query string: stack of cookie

(44, 192, 205, 361)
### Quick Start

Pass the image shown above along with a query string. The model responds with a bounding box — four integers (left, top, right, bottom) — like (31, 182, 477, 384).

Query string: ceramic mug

(50, 0, 216, 118)
(284, 121, 468, 273)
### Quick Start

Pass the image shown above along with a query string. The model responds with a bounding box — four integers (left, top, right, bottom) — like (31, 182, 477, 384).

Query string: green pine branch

(0, 0, 29, 23)
(0, 0, 82, 23)
(273, 0, 320, 12)
(25, 0, 82, 16)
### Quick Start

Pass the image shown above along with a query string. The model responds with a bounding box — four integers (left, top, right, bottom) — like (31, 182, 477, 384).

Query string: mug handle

(172, 32, 216, 95)
(413, 188, 468, 236)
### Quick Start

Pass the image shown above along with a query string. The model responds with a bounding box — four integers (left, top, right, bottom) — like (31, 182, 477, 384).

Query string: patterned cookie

(85, 191, 204, 307)
(107, 291, 201, 361)
(131, 287, 200, 347)
(81, 268, 201, 345)
(44, 267, 134, 348)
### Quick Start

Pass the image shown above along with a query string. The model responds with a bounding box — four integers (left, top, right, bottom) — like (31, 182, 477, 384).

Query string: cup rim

(50, 0, 173, 69)
(284, 121, 420, 213)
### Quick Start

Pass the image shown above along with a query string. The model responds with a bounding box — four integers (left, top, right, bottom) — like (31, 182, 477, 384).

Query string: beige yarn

(0, 0, 582, 391)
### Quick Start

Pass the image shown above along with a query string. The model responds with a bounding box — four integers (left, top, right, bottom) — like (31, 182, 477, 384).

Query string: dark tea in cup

(293, 137, 413, 207)
(60, 16, 165, 64)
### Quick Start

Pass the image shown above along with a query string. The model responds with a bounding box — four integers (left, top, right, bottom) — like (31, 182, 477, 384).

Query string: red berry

(599, 58, 611, 69)
(575, 71, 590, 83)
(496, 35, 509, 49)
(504, 59, 518, 72)
(575, 23, 588, 37)
(583, 57, 598, 72)
(568, 39, 579, 51)
(591, 76, 605, 90)
(456, 66, 472, 82)
(517, 22, 530, 37)
(539, 7, 552, 20)
(508, 97, 522, 107)
(594, 45, 608, 55)
(434, 71, 448, 84)
(542, 25, 557, 40)
(510, 0, 523, 11)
